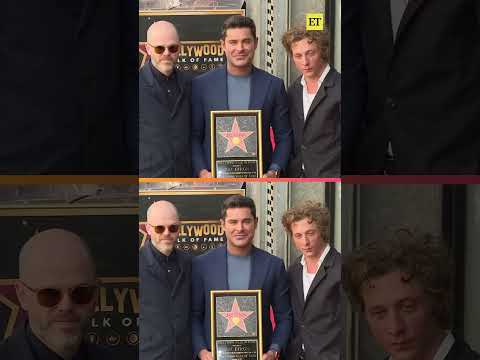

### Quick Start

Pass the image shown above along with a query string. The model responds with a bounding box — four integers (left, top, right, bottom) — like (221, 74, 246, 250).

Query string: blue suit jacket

(191, 245, 292, 357)
(191, 66, 293, 176)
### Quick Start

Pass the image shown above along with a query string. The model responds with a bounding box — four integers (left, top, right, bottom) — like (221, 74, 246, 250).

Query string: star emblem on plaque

(211, 110, 263, 178)
(211, 290, 262, 360)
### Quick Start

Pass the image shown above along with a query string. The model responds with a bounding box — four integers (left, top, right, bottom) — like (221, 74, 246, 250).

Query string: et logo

(306, 13, 324, 31)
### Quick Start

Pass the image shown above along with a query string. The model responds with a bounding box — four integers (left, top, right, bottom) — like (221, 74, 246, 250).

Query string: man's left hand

(262, 170, 280, 178)
(262, 350, 278, 360)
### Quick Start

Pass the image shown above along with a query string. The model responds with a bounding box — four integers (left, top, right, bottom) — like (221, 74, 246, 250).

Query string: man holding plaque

(191, 15, 293, 178)
(192, 195, 292, 360)
(282, 202, 344, 359)
(282, 26, 341, 177)
(139, 201, 193, 360)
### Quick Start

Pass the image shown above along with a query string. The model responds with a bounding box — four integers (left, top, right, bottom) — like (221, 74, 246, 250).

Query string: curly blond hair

(281, 201, 330, 242)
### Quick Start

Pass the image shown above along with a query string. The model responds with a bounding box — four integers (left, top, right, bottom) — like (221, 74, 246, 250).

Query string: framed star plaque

(211, 290, 263, 360)
(210, 110, 263, 178)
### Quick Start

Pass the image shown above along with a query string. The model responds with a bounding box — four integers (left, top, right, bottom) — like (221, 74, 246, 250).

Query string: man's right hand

(199, 169, 212, 178)
(198, 349, 213, 360)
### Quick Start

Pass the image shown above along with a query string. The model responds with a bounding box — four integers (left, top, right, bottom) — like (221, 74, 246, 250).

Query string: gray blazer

(286, 247, 345, 360)
(286, 68, 341, 178)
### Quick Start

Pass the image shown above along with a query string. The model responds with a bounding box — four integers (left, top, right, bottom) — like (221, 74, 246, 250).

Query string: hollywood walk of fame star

(219, 118, 254, 153)
(218, 298, 254, 333)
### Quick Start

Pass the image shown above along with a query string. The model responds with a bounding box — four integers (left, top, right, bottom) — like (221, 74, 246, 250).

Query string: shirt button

(386, 97, 397, 109)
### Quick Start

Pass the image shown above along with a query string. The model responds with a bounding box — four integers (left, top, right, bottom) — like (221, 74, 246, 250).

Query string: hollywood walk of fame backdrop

(211, 290, 262, 360)
(211, 110, 263, 178)
(139, 9, 245, 75)
(0, 206, 138, 360)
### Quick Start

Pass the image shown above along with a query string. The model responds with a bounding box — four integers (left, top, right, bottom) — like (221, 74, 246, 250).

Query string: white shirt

(301, 64, 331, 122)
(388, 331, 455, 360)
(300, 244, 331, 300)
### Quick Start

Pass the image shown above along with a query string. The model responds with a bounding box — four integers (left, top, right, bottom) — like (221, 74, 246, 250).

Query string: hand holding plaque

(210, 110, 263, 178)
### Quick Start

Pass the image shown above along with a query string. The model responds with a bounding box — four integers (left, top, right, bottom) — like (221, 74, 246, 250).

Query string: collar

(149, 240, 177, 264)
(300, 64, 330, 89)
(300, 244, 331, 272)
(150, 61, 178, 82)
(389, 331, 455, 360)
(27, 322, 88, 360)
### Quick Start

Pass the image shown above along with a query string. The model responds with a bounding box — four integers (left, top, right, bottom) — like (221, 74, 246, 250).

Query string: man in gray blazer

(282, 202, 344, 360)
(282, 26, 341, 178)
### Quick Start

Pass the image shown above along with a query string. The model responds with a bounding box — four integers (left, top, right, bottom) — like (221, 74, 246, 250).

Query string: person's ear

(15, 280, 29, 311)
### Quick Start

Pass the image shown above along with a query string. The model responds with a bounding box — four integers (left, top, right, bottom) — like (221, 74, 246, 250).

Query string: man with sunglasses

(140, 21, 193, 178)
(0, 228, 108, 360)
(139, 201, 193, 360)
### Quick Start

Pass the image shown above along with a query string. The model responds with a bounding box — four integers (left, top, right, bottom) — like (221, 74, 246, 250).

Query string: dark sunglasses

(22, 282, 98, 308)
(148, 223, 180, 234)
(148, 43, 180, 55)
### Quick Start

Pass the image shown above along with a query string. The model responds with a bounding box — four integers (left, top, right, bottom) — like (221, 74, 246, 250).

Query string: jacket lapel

(171, 71, 186, 117)
(395, 0, 428, 42)
(249, 67, 268, 110)
(304, 68, 334, 125)
(75, 0, 96, 39)
(248, 247, 268, 290)
(145, 61, 169, 109)
(304, 248, 336, 306)
(292, 261, 306, 310)
(145, 240, 170, 288)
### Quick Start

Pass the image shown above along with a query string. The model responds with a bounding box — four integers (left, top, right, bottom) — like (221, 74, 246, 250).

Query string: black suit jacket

(139, 241, 193, 360)
(286, 68, 341, 178)
(0, 321, 112, 359)
(0, 1, 137, 174)
(383, 339, 480, 360)
(286, 248, 344, 360)
(139, 61, 193, 178)
(357, 0, 480, 174)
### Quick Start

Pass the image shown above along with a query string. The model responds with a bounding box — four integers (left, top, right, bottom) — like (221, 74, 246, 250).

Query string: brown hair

(281, 201, 330, 242)
(221, 15, 257, 40)
(221, 195, 257, 220)
(281, 25, 329, 62)
(342, 229, 452, 329)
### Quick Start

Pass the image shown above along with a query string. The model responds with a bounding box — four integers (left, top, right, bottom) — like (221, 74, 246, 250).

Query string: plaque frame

(210, 110, 263, 178)
(210, 289, 263, 360)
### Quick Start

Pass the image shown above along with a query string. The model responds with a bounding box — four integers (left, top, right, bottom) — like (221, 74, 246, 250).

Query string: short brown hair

(281, 202, 330, 242)
(221, 195, 257, 220)
(342, 229, 452, 329)
(281, 25, 329, 63)
(221, 15, 257, 40)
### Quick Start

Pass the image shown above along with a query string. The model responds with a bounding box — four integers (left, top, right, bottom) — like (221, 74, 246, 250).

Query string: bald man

(0, 229, 110, 360)
(140, 21, 193, 178)
(139, 201, 193, 360)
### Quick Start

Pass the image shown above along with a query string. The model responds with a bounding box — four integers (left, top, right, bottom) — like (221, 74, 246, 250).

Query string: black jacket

(286, 248, 344, 360)
(139, 241, 193, 360)
(139, 61, 193, 178)
(0, 321, 112, 359)
(0, 1, 137, 174)
(286, 68, 341, 178)
(356, 0, 480, 174)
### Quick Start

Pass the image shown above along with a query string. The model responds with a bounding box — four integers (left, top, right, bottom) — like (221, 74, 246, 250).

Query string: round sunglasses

(22, 281, 99, 308)
(148, 223, 180, 234)
(147, 43, 180, 55)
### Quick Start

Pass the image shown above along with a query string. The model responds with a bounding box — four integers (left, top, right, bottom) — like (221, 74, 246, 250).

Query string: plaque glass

(210, 110, 263, 178)
(210, 290, 263, 360)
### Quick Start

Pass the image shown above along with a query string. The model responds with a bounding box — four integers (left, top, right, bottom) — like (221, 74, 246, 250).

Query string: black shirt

(26, 323, 88, 360)
(149, 240, 181, 289)
(151, 64, 181, 113)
